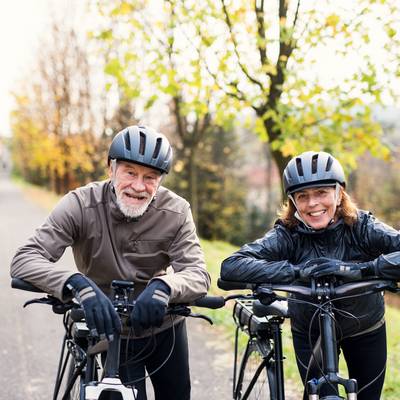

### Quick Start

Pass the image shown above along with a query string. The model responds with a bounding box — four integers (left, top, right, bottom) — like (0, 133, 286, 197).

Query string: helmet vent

(166, 146, 172, 162)
(325, 156, 333, 171)
(296, 158, 304, 176)
(153, 138, 162, 159)
(123, 131, 131, 151)
(311, 154, 319, 174)
(139, 132, 146, 155)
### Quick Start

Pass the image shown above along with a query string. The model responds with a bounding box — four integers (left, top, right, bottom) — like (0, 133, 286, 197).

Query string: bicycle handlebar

(11, 277, 44, 293)
(191, 295, 225, 309)
(11, 277, 226, 311)
(217, 277, 399, 299)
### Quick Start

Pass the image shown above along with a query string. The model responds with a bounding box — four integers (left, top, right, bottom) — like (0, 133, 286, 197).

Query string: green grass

(382, 306, 400, 398)
(200, 237, 400, 398)
(15, 179, 400, 397)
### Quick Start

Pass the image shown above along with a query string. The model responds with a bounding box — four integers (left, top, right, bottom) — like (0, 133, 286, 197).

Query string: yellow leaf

(326, 14, 340, 28)
(281, 140, 297, 157)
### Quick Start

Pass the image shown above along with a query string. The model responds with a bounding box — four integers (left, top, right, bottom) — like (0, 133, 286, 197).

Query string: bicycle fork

(271, 321, 285, 400)
(306, 309, 357, 400)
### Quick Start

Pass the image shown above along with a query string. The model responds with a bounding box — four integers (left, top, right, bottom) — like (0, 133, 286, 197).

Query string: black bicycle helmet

(283, 151, 345, 194)
(108, 125, 173, 173)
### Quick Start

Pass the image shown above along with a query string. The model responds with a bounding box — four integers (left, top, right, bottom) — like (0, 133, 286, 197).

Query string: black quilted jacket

(221, 210, 400, 335)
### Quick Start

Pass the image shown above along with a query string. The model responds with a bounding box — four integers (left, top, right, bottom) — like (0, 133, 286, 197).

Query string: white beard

(115, 190, 154, 218)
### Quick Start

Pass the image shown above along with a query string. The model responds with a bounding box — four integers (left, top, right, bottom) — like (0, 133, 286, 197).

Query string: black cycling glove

(372, 252, 400, 280)
(295, 257, 375, 280)
(65, 274, 121, 341)
(130, 280, 171, 330)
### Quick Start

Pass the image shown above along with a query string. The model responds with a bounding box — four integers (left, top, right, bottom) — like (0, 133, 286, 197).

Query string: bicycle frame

(232, 297, 287, 400)
(219, 277, 399, 400)
(306, 300, 357, 400)
(84, 333, 137, 400)
(12, 277, 222, 400)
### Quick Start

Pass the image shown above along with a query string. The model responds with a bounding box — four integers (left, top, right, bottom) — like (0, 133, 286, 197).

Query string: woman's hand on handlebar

(298, 257, 375, 280)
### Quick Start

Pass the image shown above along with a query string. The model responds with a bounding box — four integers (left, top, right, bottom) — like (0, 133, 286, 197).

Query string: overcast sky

(0, 0, 86, 137)
(0, 1, 398, 137)
(0, 1, 47, 136)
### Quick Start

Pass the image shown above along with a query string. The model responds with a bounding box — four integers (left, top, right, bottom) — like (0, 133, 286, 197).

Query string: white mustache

(122, 189, 150, 199)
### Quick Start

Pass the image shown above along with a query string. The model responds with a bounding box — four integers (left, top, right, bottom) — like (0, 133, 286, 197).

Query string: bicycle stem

(103, 331, 121, 379)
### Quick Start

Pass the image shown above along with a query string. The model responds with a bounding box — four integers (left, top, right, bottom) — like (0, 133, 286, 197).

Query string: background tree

(11, 22, 107, 192)
(94, 0, 245, 228)
(183, 0, 399, 198)
(351, 111, 400, 228)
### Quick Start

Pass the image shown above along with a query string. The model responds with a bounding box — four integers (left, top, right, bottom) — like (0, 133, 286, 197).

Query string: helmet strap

(288, 194, 313, 229)
(335, 182, 341, 206)
(289, 187, 339, 231)
(110, 159, 118, 189)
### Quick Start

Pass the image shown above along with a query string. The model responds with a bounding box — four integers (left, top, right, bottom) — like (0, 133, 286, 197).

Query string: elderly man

(11, 125, 210, 400)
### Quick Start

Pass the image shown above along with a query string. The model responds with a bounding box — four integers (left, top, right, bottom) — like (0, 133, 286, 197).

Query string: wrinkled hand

(65, 274, 121, 341)
(296, 258, 374, 281)
(130, 280, 171, 331)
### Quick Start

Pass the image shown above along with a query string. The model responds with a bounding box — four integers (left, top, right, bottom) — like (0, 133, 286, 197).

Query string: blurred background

(1, 0, 400, 245)
(2, 2, 400, 398)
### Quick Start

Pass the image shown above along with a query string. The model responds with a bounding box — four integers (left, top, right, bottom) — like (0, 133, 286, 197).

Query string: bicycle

(11, 277, 224, 400)
(217, 277, 400, 400)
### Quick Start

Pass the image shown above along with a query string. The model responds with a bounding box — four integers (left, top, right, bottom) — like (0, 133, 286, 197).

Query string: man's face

(292, 186, 341, 230)
(109, 161, 162, 218)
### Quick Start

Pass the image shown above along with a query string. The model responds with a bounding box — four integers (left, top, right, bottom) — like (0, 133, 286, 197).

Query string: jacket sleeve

(10, 192, 83, 300)
(154, 203, 210, 302)
(360, 211, 400, 255)
(221, 226, 296, 284)
(358, 211, 400, 279)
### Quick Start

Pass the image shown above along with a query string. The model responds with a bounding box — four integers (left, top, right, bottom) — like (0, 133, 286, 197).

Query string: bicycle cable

(94, 315, 178, 399)
(295, 288, 386, 398)
(121, 327, 158, 365)
(121, 314, 178, 387)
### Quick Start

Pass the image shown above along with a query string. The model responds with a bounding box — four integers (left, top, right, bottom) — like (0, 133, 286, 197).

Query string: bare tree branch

(176, 4, 248, 102)
(254, 0, 268, 67)
(220, 0, 265, 92)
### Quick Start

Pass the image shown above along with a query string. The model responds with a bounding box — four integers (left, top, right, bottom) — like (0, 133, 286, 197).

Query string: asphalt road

(0, 174, 233, 399)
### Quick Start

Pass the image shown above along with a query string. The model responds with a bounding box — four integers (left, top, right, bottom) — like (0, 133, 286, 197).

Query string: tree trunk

(188, 148, 198, 226)
(262, 121, 291, 201)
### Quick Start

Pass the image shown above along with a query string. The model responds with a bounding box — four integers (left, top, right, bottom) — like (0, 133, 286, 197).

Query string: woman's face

(292, 186, 340, 230)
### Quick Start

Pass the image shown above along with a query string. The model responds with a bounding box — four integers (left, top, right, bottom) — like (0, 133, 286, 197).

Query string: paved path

(0, 175, 233, 399)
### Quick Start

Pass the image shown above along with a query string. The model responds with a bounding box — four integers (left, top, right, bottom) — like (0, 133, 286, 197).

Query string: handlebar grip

(193, 295, 225, 309)
(217, 278, 255, 291)
(11, 278, 44, 293)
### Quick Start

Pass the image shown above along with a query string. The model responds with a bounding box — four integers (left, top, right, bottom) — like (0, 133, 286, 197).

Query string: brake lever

(168, 306, 214, 324)
(187, 313, 213, 325)
(168, 305, 191, 317)
(23, 296, 57, 308)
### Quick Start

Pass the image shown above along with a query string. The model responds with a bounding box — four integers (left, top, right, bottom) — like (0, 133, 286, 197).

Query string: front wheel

(234, 338, 275, 400)
(65, 357, 85, 400)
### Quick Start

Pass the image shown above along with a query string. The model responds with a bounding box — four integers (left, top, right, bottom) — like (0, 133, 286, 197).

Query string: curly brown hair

(278, 187, 358, 229)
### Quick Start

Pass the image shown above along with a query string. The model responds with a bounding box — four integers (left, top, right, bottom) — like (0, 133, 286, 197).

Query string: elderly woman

(221, 151, 400, 400)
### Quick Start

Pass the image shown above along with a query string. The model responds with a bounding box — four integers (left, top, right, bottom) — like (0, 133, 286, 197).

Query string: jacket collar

(293, 218, 345, 236)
